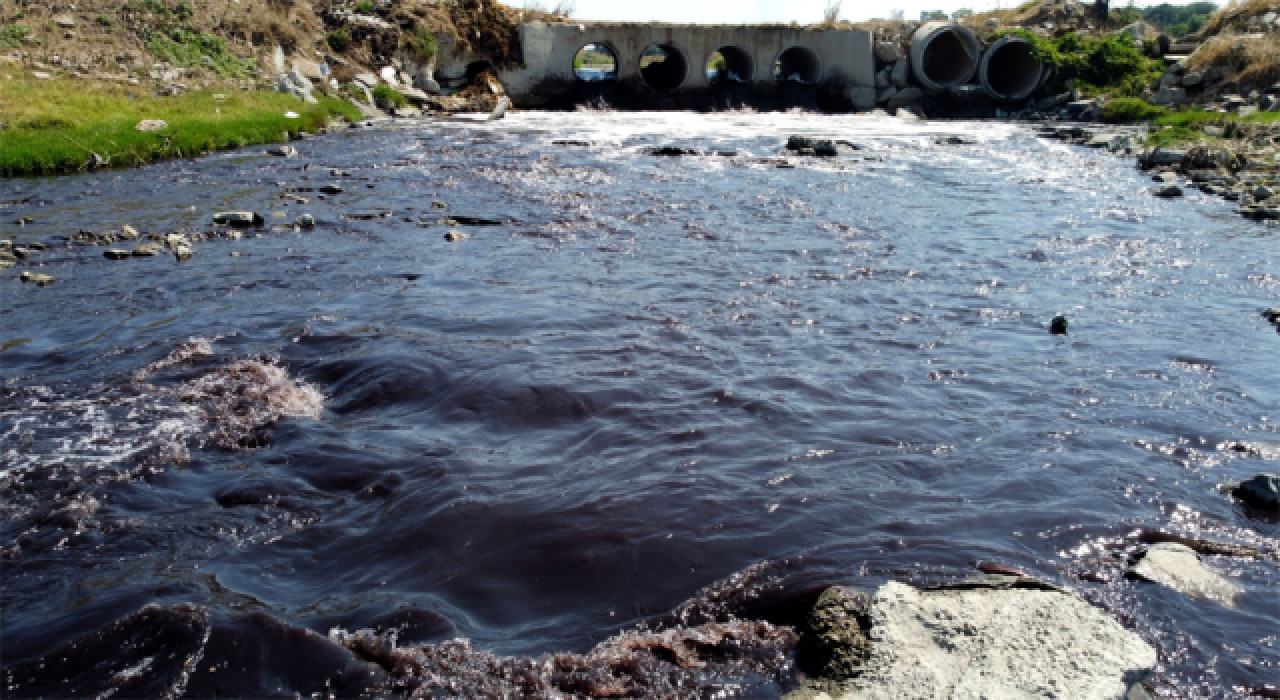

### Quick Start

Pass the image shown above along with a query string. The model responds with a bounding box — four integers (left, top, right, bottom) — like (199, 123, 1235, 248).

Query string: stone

(295, 213, 316, 229)
(1035, 92, 1071, 110)
(415, 75, 441, 94)
(876, 85, 898, 103)
(1149, 86, 1188, 106)
(292, 58, 324, 81)
(1222, 473, 1280, 509)
(1154, 171, 1179, 183)
(1263, 308, 1280, 323)
(267, 145, 297, 157)
(32, 71, 52, 80)
(811, 581, 1156, 698)
(392, 107, 422, 118)
(843, 85, 877, 111)
(1238, 105, 1259, 117)
(174, 245, 193, 261)
(135, 119, 168, 132)
(894, 108, 919, 121)
(1128, 542, 1241, 605)
(874, 41, 901, 64)
(53, 15, 76, 29)
(444, 231, 469, 242)
(319, 184, 343, 194)
(1254, 185, 1274, 199)
(331, 169, 352, 177)
(132, 243, 162, 256)
(890, 58, 909, 88)
(400, 87, 430, 105)
(490, 97, 511, 121)
(164, 234, 189, 250)
(212, 211, 265, 227)
(1152, 184, 1184, 198)
(886, 87, 923, 109)
(1181, 70, 1204, 87)
(797, 586, 871, 680)
(1203, 125, 1225, 137)
(874, 68, 890, 89)
(103, 249, 131, 260)
(1050, 315, 1069, 334)
(354, 72, 379, 89)
(380, 66, 398, 85)
(432, 201, 448, 209)
(1145, 148, 1186, 166)
(19, 272, 55, 286)
(120, 225, 140, 240)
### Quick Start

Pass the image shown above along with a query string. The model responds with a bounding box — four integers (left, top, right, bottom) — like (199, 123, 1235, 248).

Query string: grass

(1143, 107, 1280, 148)
(1102, 97, 1170, 123)
(370, 84, 407, 109)
(0, 76, 361, 177)
(146, 28, 256, 78)
(0, 23, 30, 48)
(325, 27, 352, 52)
(403, 26, 437, 63)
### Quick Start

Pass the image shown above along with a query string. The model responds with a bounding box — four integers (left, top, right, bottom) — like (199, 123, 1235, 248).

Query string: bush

(1101, 97, 1169, 122)
(993, 30, 1164, 97)
(0, 23, 31, 48)
(354, 1, 375, 13)
(403, 26, 436, 63)
(371, 84, 406, 109)
(147, 29, 255, 77)
(325, 28, 351, 52)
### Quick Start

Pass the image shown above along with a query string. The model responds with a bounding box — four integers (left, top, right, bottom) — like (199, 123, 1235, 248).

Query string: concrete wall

(493, 22, 874, 107)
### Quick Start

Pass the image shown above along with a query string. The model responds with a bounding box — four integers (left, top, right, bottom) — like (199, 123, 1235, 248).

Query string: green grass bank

(0, 77, 361, 177)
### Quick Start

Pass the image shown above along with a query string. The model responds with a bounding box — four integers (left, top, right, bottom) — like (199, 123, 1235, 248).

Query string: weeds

(994, 29, 1163, 97)
(0, 23, 30, 48)
(371, 84, 406, 109)
(403, 26, 437, 63)
(0, 77, 361, 176)
(147, 28, 255, 77)
(326, 27, 352, 52)
(354, 1, 375, 13)
(1101, 97, 1169, 122)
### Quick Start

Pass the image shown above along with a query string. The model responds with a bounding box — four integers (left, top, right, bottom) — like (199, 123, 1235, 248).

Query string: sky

(501, 0, 1211, 24)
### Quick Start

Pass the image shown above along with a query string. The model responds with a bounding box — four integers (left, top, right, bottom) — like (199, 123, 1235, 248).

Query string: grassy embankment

(0, 77, 360, 177)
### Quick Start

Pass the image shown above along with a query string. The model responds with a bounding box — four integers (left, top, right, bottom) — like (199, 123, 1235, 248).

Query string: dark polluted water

(1, 111, 1278, 698)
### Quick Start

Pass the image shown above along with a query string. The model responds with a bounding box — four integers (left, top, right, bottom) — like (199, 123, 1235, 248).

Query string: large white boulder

(814, 581, 1156, 700)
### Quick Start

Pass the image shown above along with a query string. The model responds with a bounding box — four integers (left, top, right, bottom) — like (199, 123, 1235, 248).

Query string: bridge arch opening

(707, 45, 753, 83)
(573, 43, 618, 82)
(774, 46, 821, 84)
(640, 43, 689, 92)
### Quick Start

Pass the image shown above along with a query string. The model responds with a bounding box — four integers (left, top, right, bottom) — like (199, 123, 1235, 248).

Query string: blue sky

(504, 0, 1209, 24)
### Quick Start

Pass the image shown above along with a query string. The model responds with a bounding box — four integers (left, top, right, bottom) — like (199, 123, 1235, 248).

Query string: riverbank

(0, 77, 360, 177)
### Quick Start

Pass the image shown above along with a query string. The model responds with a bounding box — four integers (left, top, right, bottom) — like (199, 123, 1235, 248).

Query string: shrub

(371, 84, 406, 109)
(403, 26, 437, 63)
(993, 30, 1164, 97)
(1101, 97, 1169, 122)
(325, 28, 351, 52)
(354, 1, 375, 13)
(0, 23, 30, 48)
(96, 15, 114, 27)
(147, 29, 256, 77)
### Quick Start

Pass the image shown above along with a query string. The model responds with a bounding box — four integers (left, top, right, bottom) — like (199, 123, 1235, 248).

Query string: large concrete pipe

(979, 35, 1044, 101)
(909, 22, 982, 91)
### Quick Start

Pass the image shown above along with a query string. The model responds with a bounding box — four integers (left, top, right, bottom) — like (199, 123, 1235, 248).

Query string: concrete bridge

(489, 22, 876, 110)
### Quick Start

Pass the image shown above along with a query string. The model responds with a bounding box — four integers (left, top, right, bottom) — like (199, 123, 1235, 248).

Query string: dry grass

(1201, 0, 1280, 37)
(1189, 33, 1280, 86)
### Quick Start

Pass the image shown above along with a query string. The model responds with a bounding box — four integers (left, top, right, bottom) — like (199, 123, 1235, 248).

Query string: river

(2, 110, 1277, 698)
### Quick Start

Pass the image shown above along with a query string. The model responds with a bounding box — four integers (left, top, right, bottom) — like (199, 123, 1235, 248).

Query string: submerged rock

(104, 249, 131, 260)
(1127, 542, 1241, 605)
(295, 213, 316, 229)
(319, 184, 344, 194)
(174, 245, 194, 262)
(133, 243, 163, 256)
(444, 231, 470, 242)
(267, 145, 298, 157)
(1152, 184, 1184, 198)
(647, 146, 701, 156)
(1222, 473, 1280, 509)
(810, 581, 1156, 699)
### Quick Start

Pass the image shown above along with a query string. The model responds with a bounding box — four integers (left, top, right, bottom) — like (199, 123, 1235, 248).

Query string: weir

(492, 22, 875, 108)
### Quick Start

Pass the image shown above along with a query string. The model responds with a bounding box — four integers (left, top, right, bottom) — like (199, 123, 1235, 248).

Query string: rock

(1149, 86, 1188, 106)
(173, 245, 193, 262)
(318, 184, 343, 194)
(212, 212, 264, 227)
(1238, 105, 1259, 117)
(874, 68, 890, 89)
(797, 586, 871, 680)
(874, 41, 901, 64)
(876, 86, 898, 103)
(443, 231, 469, 242)
(53, 15, 76, 28)
(1152, 184, 1184, 198)
(379, 66, 398, 86)
(1086, 133, 1125, 149)
(414, 75, 441, 94)
(20, 272, 55, 286)
(894, 108, 919, 121)
(1203, 125, 1225, 137)
(886, 87, 923, 109)
(1144, 147, 1186, 166)
(1121, 20, 1156, 40)
(400, 87, 430, 105)
(295, 213, 316, 229)
(353, 73, 379, 89)
(490, 97, 511, 121)
(814, 581, 1156, 697)
(1035, 92, 1072, 110)
(890, 58, 909, 88)
(1254, 185, 1274, 199)
(267, 145, 297, 157)
(450, 216, 503, 226)
(1154, 171, 1179, 183)
(120, 225, 140, 240)
(647, 146, 700, 156)
(103, 249, 131, 260)
(1222, 473, 1280, 509)
(1181, 70, 1204, 87)
(1127, 542, 1241, 605)
(432, 201, 447, 209)
(132, 243, 162, 256)
(164, 234, 189, 250)
(392, 107, 422, 118)
(843, 85, 877, 111)
(1050, 315, 1069, 334)
(135, 119, 168, 132)
(330, 169, 351, 177)
(32, 72, 52, 80)
(1263, 307, 1280, 323)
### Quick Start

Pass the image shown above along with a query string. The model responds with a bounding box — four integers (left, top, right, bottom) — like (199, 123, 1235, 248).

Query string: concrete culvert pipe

(909, 22, 982, 91)
(980, 35, 1044, 101)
